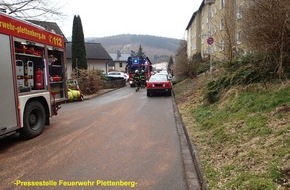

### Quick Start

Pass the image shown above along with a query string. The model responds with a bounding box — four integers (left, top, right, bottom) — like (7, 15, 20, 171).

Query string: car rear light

(165, 82, 172, 87)
(147, 83, 154, 88)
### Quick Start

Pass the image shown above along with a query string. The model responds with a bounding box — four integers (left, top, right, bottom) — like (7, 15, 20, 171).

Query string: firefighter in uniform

(140, 70, 146, 88)
(133, 70, 141, 92)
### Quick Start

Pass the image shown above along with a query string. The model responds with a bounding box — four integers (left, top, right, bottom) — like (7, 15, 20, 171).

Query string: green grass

(232, 87, 290, 113)
(193, 86, 290, 137)
(226, 173, 277, 190)
(178, 81, 290, 189)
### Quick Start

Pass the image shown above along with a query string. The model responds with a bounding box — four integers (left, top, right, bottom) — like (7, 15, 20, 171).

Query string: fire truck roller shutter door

(0, 34, 18, 134)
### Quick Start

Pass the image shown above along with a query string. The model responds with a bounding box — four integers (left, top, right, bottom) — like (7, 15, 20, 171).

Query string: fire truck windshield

(128, 65, 149, 74)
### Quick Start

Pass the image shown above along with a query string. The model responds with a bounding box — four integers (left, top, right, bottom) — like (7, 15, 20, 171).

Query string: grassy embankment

(173, 74, 290, 190)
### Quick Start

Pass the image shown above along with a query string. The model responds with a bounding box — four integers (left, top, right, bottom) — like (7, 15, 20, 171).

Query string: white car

(159, 70, 168, 75)
(156, 71, 172, 80)
(107, 71, 128, 80)
(123, 73, 129, 81)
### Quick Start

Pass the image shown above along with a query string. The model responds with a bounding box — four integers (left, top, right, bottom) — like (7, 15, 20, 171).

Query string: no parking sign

(207, 37, 214, 45)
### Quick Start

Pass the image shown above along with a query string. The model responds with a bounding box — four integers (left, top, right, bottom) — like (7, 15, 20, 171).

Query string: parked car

(123, 73, 129, 81)
(107, 71, 128, 81)
(159, 70, 168, 75)
(146, 74, 172, 96)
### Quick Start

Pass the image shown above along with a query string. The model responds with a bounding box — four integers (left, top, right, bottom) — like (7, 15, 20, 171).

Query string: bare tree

(242, 0, 290, 78)
(210, 1, 237, 62)
(0, 0, 66, 20)
(222, 1, 237, 62)
(174, 40, 199, 78)
(174, 40, 188, 76)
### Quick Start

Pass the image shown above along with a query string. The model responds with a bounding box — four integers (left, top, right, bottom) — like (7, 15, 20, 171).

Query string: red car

(146, 74, 172, 96)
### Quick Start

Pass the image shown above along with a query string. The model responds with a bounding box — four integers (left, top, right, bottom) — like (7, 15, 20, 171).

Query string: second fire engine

(0, 12, 67, 139)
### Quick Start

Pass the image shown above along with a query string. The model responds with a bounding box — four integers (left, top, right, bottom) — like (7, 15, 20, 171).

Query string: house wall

(87, 59, 108, 73)
(66, 59, 108, 79)
(187, 0, 247, 62)
(187, 12, 202, 59)
(113, 61, 126, 72)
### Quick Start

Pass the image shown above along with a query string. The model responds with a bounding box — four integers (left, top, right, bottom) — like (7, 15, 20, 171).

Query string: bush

(71, 69, 103, 95)
(205, 53, 288, 103)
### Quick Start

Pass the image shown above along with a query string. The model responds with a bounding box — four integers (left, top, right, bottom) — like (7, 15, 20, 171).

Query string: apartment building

(186, 0, 246, 61)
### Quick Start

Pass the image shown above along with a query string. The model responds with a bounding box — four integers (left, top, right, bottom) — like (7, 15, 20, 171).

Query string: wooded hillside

(86, 34, 183, 63)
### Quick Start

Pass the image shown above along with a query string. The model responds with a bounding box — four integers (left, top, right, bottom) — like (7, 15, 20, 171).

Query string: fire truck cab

(0, 12, 67, 139)
(126, 56, 152, 87)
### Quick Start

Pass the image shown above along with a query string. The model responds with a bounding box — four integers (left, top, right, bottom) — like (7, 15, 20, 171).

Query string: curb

(83, 89, 116, 100)
(172, 90, 207, 190)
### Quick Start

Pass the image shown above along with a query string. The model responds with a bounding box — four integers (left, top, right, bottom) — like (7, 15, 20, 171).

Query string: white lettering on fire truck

(0, 21, 45, 40)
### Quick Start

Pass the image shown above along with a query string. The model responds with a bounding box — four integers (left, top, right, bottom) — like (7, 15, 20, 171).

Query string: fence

(103, 77, 126, 88)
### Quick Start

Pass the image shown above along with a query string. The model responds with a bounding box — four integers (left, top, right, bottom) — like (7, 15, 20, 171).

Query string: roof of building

(186, 11, 197, 30)
(27, 20, 68, 42)
(185, 1, 205, 30)
(109, 53, 131, 62)
(66, 42, 112, 61)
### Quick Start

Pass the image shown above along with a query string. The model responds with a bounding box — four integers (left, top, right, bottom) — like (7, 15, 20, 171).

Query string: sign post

(204, 0, 215, 75)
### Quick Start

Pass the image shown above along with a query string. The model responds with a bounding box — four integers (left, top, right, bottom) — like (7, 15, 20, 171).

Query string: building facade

(66, 42, 112, 79)
(109, 51, 131, 72)
(186, 0, 246, 62)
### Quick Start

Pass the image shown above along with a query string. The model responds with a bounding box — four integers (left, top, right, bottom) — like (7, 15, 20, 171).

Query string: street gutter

(83, 88, 116, 100)
(172, 90, 207, 190)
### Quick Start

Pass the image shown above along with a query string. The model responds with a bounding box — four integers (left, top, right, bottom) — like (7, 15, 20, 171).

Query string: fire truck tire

(20, 101, 45, 139)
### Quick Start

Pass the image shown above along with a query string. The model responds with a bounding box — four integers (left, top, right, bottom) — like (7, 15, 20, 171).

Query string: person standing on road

(140, 70, 146, 88)
(133, 70, 141, 92)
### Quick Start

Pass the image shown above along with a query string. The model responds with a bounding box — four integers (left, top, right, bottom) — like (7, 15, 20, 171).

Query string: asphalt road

(0, 86, 200, 190)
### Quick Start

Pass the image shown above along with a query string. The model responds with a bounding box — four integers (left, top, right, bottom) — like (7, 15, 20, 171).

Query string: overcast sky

(59, 0, 203, 39)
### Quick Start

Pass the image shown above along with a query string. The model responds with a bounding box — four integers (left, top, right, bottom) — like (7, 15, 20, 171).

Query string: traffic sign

(207, 37, 214, 45)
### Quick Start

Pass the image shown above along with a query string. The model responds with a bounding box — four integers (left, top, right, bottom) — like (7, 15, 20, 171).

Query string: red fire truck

(126, 56, 153, 87)
(0, 12, 67, 139)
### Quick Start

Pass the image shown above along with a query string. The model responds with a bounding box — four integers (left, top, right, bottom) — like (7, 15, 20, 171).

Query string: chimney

(117, 50, 121, 58)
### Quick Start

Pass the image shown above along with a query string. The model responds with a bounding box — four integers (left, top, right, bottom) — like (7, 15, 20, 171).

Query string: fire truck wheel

(20, 101, 45, 139)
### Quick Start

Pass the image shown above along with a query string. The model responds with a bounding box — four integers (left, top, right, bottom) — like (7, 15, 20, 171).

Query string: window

(193, 44, 196, 51)
(210, 7, 213, 18)
(220, 40, 225, 51)
(237, 31, 242, 44)
(213, 26, 217, 34)
(237, 5, 242, 19)
(220, 19, 225, 30)
(220, 0, 225, 9)
(119, 62, 123, 68)
(208, 25, 212, 36)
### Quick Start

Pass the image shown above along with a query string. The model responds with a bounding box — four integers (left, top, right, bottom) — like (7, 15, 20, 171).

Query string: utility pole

(76, 58, 78, 80)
